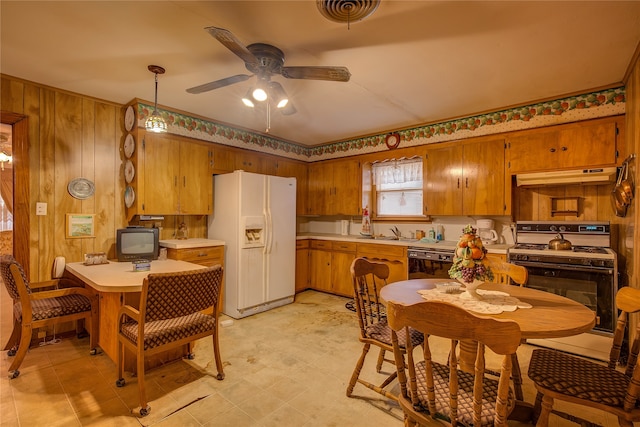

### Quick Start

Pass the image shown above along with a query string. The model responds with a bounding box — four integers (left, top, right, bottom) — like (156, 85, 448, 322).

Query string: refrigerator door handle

(264, 209, 273, 254)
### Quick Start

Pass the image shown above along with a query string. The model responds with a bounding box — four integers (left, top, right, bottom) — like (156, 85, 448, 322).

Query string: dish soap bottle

(436, 225, 444, 241)
(428, 228, 436, 240)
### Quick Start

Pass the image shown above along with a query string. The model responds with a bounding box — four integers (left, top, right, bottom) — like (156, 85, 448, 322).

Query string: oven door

(510, 260, 616, 334)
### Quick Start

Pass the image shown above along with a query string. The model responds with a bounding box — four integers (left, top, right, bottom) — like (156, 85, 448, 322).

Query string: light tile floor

(0, 288, 631, 426)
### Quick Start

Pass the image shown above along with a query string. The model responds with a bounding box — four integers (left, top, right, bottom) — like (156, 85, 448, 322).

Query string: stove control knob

(559, 225, 567, 232)
(550, 225, 557, 232)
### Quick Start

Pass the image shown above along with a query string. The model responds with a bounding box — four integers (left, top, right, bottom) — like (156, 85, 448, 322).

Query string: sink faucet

(390, 226, 401, 239)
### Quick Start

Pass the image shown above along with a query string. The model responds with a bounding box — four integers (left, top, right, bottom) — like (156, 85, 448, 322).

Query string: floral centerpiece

(448, 225, 494, 298)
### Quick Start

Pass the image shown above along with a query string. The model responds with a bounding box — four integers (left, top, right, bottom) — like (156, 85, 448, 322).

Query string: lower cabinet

(295, 240, 309, 293)
(356, 243, 408, 285)
(309, 240, 332, 293)
(330, 242, 357, 297)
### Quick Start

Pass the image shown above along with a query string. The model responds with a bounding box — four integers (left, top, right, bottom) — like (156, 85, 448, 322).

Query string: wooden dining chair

(115, 265, 225, 417)
(528, 286, 640, 427)
(346, 257, 424, 401)
(483, 257, 528, 401)
(388, 299, 522, 426)
(0, 254, 99, 379)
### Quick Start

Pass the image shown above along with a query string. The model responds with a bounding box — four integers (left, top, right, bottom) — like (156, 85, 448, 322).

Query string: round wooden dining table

(380, 278, 597, 422)
(380, 278, 596, 339)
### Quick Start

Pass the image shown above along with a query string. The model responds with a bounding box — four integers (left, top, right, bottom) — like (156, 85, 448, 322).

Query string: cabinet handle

(457, 178, 460, 189)
(183, 176, 186, 187)
(174, 176, 178, 186)
(561, 146, 568, 151)
(465, 177, 469, 188)
(197, 252, 207, 257)
(549, 148, 556, 153)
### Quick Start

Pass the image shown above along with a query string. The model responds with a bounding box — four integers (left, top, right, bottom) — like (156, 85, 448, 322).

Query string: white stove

(507, 221, 618, 361)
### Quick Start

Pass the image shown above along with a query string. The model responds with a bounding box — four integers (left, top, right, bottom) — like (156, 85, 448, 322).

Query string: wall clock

(385, 133, 401, 149)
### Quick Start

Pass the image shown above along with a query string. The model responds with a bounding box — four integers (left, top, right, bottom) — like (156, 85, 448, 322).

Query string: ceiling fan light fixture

(269, 82, 289, 109)
(242, 88, 256, 107)
(145, 65, 167, 133)
(252, 87, 268, 102)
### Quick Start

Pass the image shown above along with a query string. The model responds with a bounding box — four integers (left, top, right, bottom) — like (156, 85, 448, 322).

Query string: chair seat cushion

(14, 294, 92, 322)
(414, 360, 515, 426)
(366, 321, 423, 348)
(120, 312, 216, 351)
(527, 349, 633, 407)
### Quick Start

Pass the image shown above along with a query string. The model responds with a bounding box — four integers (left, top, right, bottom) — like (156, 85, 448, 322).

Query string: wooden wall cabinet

(506, 117, 619, 174)
(295, 240, 310, 293)
(425, 137, 506, 216)
(133, 133, 213, 217)
(307, 159, 361, 215)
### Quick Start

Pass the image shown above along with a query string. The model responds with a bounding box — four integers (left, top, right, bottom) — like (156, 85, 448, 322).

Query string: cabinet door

(425, 144, 463, 215)
(557, 120, 617, 168)
(295, 241, 309, 293)
(357, 243, 408, 286)
(307, 163, 332, 215)
(331, 250, 356, 297)
(211, 146, 235, 173)
(309, 248, 332, 292)
(462, 138, 505, 215)
(507, 130, 558, 173)
(179, 141, 212, 214)
(332, 160, 361, 215)
(143, 133, 180, 214)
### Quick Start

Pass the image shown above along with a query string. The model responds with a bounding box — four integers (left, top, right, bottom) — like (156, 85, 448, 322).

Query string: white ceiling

(2, 1, 640, 147)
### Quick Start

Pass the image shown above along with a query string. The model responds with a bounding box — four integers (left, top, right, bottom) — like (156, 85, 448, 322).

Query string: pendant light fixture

(145, 65, 168, 133)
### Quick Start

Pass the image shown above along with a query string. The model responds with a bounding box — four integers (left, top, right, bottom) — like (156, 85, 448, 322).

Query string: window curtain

(372, 157, 422, 185)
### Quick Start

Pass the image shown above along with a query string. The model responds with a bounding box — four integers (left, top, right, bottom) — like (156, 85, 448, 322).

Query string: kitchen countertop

(296, 233, 511, 255)
(159, 238, 225, 249)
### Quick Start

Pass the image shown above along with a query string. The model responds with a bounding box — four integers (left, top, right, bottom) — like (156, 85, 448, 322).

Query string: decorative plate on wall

(124, 105, 135, 131)
(124, 160, 135, 183)
(67, 178, 95, 200)
(124, 186, 135, 208)
(123, 133, 135, 158)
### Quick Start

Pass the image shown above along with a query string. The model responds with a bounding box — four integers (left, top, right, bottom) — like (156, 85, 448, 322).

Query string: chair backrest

(611, 287, 640, 410)
(388, 299, 522, 426)
(0, 254, 31, 300)
(350, 258, 389, 335)
(485, 257, 528, 286)
(140, 265, 223, 323)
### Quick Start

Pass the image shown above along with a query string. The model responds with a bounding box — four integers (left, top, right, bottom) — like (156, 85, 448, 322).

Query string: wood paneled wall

(628, 53, 640, 289)
(1, 75, 127, 281)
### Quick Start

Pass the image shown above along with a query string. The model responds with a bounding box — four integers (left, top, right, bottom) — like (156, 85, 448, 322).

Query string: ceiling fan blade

(205, 26, 259, 66)
(186, 74, 252, 94)
(281, 66, 351, 82)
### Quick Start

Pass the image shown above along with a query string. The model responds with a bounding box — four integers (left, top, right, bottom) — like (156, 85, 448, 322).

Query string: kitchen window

(370, 157, 424, 219)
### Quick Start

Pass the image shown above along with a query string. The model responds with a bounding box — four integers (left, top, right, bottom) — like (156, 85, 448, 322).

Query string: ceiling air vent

(317, 0, 380, 26)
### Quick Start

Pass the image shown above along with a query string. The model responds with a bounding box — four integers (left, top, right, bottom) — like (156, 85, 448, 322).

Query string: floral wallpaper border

(137, 87, 625, 162)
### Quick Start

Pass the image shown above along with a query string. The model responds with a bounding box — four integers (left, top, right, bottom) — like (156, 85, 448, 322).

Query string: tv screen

(116, 227, 159, 262)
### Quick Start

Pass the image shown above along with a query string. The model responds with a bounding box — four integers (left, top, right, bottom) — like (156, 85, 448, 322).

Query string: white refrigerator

(208, 170, 296, 319)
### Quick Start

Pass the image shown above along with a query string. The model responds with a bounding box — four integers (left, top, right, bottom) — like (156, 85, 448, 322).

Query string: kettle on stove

(476, 219, 499, 245)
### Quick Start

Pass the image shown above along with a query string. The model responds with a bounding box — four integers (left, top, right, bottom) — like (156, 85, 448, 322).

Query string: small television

(116, 227, 159, 262)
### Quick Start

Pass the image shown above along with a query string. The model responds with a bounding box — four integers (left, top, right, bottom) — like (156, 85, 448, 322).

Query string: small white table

(65, 259, 205, 292)
(66, 259, 206, 367)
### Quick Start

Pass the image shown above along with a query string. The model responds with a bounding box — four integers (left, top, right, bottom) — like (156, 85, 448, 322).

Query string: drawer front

(296, 240, 310, 249)
(331, 241, 357, 252)
(167, 246, 224, 263)
(357, 243, 406, 258)
(311, 240, 332, 250)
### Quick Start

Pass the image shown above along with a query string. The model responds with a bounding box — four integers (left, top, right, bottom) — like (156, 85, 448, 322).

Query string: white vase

(457, 278, 485, 300)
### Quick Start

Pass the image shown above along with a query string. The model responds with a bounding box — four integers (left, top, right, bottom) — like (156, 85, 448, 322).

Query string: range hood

(516, 167, 617, 187)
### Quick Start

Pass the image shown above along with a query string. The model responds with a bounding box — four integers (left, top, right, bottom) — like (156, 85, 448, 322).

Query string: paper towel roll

(341, 220, 349, 235)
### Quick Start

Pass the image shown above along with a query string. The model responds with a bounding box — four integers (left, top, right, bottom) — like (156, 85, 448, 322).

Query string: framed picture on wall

(66, 214, 95, 238)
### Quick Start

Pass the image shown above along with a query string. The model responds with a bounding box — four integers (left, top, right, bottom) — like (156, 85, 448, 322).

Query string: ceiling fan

(186, 26, 351, 115)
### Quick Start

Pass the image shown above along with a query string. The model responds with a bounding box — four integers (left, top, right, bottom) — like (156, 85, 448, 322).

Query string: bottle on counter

(428, 228, 436, 240)
(436, 225, 444, 241)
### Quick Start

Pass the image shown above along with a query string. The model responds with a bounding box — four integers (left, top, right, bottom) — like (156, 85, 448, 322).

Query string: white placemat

(417, 288, 533, 314)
